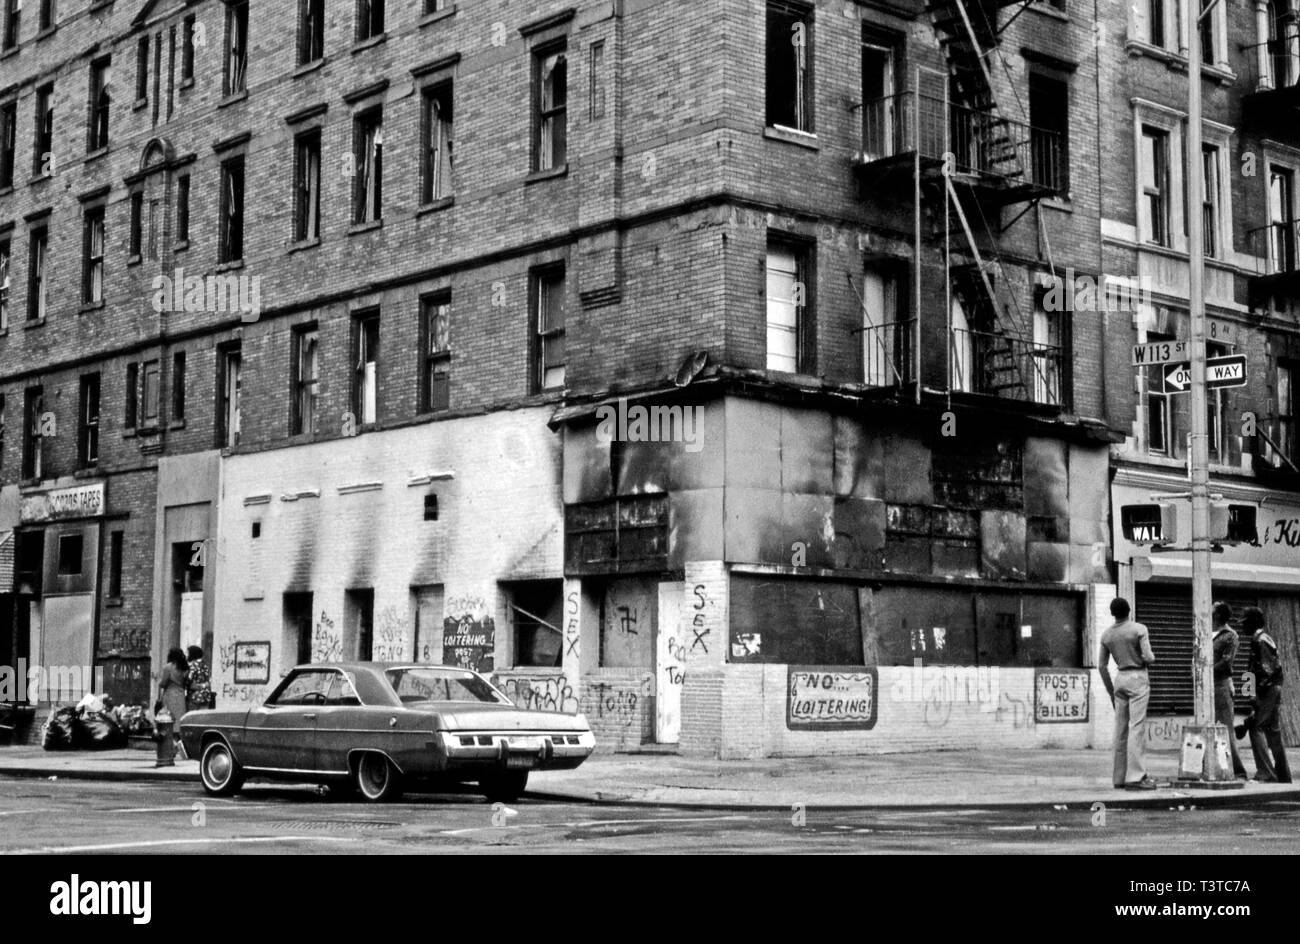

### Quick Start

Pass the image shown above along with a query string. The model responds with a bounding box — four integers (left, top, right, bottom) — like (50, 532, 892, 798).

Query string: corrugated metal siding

(1135, 585, 1257, 715)
(0, 531, 12, 594)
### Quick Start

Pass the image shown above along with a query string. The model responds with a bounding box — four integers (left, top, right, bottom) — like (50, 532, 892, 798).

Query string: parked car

(179, 663, 595, 802)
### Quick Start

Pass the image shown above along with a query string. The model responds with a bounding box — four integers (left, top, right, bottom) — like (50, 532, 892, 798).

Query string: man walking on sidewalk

(1240, 607, 1292, 783)
(1099, 597, 1158, 790)
(1212, 602, 1249, 779)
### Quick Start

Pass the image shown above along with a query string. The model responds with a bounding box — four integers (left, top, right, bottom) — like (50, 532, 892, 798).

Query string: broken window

(534, 44, 567, 171)
(0, 100, 15, 188)
(766, 0, 814, 132)
(506, 580, 564, 669)
(295, 129, 321, 241)
(78, 372, 99, 468)
(83, 206, 105, 304)
(292, 326, 319, 436)
(766, 241, 813, 373)
(356, 0, 384, 42)
(88, 57, 111, 151)
(27, 225, 47, 321)
(220, 155, 246, 262)
(299, 0, 324, 65)
(421, 293, 451, 412)
(422, 83, 453, 204)
(729, 576, 861, 665)
(353, 108, 383, 224)
(33, 83, 53, 178)
(225, 0, 248, 96)
(533, 266, 566, 391)
(217, 345, 242, 448)
(352, 310, 380, 425)
(22, 385, 43, 480)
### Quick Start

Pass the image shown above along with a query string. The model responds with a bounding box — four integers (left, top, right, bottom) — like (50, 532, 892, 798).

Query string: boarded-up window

(729, 575, 862, 665)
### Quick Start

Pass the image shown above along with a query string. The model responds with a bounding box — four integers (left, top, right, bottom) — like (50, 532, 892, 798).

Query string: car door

(314, 671, 365, 775)
(241, 669, 331, 771)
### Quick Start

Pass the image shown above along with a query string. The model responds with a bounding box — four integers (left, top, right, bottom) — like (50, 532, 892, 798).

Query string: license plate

(506, 754, 536, 769)
(506, 736, 544, 751)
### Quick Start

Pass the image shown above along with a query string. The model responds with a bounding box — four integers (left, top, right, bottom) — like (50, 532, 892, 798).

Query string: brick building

(0, 0, 1146, 756)
(1098, 0, 1300, 738)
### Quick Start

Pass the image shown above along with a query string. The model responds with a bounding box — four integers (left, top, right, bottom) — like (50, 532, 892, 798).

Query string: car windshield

(385, 668, 506, 705)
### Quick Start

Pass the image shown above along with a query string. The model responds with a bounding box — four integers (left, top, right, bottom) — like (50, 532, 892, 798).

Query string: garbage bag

(76, 710, 127, 750)
(41, 707, 77, 751)
(112, 705, 151, 736)
(76, 693, 106, 715)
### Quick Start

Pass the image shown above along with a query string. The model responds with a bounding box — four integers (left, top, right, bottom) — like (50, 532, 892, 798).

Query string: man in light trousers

(1099, 597, 1158, 789)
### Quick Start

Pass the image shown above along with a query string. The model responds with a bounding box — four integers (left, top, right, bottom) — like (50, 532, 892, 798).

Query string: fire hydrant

(154, 708, 175, 768)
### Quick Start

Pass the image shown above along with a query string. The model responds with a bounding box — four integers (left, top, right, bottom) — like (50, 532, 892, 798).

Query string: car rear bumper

(437, 730, 595, 772)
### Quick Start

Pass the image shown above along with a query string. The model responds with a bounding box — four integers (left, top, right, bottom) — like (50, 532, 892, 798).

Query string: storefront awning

(1141, 555, 1300, 587)
(0, 531, 13, 594)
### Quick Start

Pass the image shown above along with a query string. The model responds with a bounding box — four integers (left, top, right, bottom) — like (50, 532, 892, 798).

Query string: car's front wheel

(200, 740, 245, 797)
(481, 771, 528, 802)
(354, 752, 403, 802)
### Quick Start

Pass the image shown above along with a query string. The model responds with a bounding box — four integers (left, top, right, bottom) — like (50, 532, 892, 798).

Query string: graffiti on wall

(313, 611, 342, 663)
(443, 595, 494, 673)
(217, 643, 238, 675)
(103, 624, 151, 653)
(787, 667, 879, 730)
(588, 674, 654, 729)
(1144, 717, 1188, 753)
(220, 684, 267, 704)
(373, 606, 408, 662)
(1034, 668, 1090, 723)
(492, 674, 579, 714)
(690, 584, 712, 655)
(564, 590, 580, 661)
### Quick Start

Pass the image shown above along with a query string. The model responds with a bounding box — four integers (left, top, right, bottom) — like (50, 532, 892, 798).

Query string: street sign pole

(1180, 0, 1235, 786)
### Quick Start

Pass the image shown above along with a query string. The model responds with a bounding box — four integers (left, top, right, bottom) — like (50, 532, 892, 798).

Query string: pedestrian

(186, 645, 215, 712)
(156, 648, 190, 759)
(1239, 607, 1292, 784)
(1099, 596, 1158, 789)
(1211, 602, 1249, 779)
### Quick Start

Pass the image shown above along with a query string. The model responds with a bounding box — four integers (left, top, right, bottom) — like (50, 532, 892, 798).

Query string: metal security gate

(1134, 584, 1257, 715)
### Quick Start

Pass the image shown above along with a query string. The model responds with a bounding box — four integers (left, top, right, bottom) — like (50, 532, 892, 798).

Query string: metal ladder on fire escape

(926, 0, 1055, 403)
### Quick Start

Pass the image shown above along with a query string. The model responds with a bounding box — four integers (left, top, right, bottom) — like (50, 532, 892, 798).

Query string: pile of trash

(41, 694, 137, 751)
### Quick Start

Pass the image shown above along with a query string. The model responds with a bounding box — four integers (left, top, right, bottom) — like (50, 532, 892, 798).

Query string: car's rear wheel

(200, 740, 244, 797)
(354, 752, 403, 802)
(481, 771, 528, 802)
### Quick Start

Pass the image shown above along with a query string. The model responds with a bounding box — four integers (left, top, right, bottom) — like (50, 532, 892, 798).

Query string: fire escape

(854, 0, 1066, 409)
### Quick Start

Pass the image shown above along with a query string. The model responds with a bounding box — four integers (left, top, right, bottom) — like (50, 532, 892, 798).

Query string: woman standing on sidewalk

(157, 649, 190, 759)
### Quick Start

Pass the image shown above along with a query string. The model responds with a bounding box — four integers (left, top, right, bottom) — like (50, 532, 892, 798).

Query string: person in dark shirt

(1211, 602, 1248, 779)
(1099, 597, 1157, 789)
(1238, 607, 1291, 783)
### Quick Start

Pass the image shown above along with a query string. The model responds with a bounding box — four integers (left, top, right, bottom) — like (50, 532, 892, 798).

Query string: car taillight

(458, 736, 474, 746)
(477, 735, 493, 746)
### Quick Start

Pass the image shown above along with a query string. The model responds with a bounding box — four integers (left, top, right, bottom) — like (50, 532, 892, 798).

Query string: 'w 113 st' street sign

(1163, 354, 1248, 392)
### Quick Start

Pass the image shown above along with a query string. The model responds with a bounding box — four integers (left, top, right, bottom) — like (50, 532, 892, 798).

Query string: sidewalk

(2, 745, 1298, 809)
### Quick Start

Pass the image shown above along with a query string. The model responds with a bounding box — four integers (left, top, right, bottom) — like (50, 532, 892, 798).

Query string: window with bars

(356, 0, 384, 42)
(532, 267, 566, 391)
(292, 326, 320, 436)
(295, 130, 321, 240)
(220, 155, 246, 262)
(78, 373, 99, 469)
(299, 0, 324, 65)
(27, 226, 46, 322)
(766, 1, 814, 132)
(353, 108, 383, 223)
(225, 1, 248, 96)
(352, 311, 380, 426)
(421, 84, 453, 204)
(33, 83, 53, 178)
(0, 100, 14, 188)
(83, 206, 104, 304)
(534, 44, 567, 172)
(421, 293, 451, 412)
(88, 57, 111, 151)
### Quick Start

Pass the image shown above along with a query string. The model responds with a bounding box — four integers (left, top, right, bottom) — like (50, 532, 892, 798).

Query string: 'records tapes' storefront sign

(20, 483, 106, 523)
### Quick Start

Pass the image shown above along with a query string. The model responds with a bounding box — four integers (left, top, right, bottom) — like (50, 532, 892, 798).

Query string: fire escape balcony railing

(859, 90, 1066, 195)
(950, 327, 1065, 407)
(1247, 218, 1300, 295)
(860, 319, 916, 389)
(1244, 29, 1300, 118)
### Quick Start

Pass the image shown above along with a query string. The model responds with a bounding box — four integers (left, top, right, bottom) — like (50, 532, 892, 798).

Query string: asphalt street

(1, 777, 1299, 853)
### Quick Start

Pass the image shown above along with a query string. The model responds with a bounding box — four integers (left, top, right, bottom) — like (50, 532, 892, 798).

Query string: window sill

(28, 173, 53, 186)
(1041, 196, 1073, 213)
(349, 219, 383, 235)
(122, 428, 136, 439)
(74, 465, 99, 478)
(20, 478, 42, 489)
(416, 196, 455, 216)
(525, 164, 569, 185)
(0, 185, 12, 197)
(84, 147, 109, 164)
(420, 6, 457, 27)
(105, 597, 123, 609)
(133, 98, 148, 112)
(219, 90, 249, 109)
(79, 300, 105, 314)
(89, 0, 114, 11)
(23, 317, 45, 330)
(180, 77, 194, 91)
(294, 58, 326, 78)
(0, 48, 18, 62)
(287, 237, 321, 254)
(127, 253, 142, 267)
(135, 424, 162, 438)
(216, 259, 245, 272)
(35, 26, 57, 42)
(351, 33, 388, 55)
(173, 239, 189, 253)
(168, 418, 186, 430)
(764, 125, 820, 151)
(1030, 4, 1069, 21)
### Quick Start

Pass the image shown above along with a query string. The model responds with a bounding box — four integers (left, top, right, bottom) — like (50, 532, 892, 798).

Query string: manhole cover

(272, 820, 399, 832)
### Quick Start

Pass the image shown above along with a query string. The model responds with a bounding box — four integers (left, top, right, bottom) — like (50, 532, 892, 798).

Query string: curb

(0, 766, 198, 784)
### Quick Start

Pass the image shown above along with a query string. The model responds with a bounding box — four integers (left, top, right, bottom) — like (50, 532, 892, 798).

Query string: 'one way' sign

(1163, 354, 1247, 392)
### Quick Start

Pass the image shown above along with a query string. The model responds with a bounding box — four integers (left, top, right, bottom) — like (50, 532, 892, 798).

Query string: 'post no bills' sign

(1034, 668, 1090, 723)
